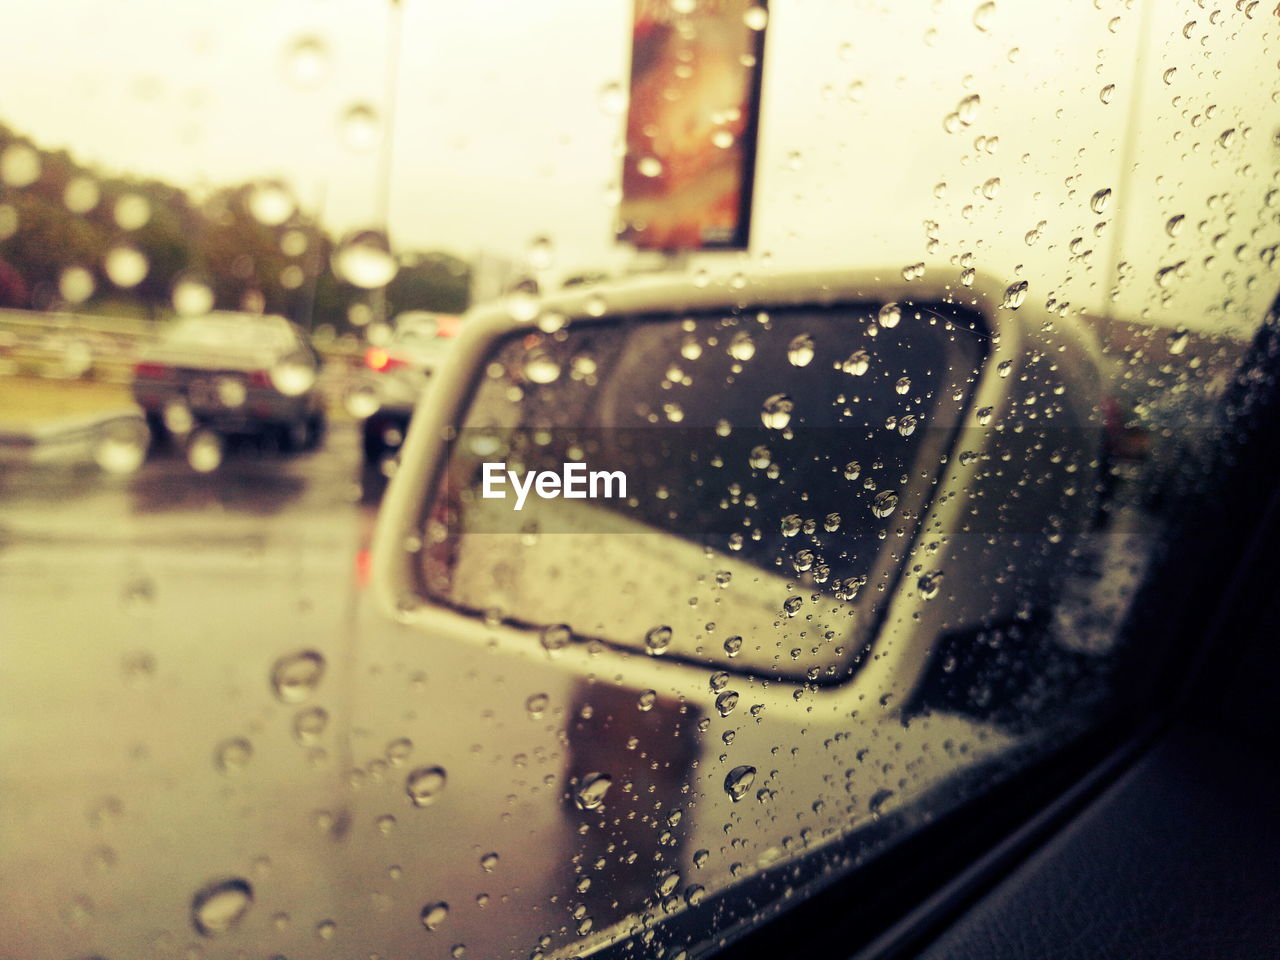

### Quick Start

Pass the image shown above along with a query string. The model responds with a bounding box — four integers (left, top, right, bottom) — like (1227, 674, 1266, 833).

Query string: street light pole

(371, 0, 403, 329)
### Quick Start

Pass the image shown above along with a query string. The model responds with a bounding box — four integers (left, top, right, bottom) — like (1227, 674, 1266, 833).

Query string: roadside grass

(0, 374, 133, 426)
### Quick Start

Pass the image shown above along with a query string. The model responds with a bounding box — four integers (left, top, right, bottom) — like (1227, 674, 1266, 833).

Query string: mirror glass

(416, 302, 988, 681)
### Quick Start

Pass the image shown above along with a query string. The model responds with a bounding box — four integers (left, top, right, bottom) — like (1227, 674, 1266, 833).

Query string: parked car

(132, 312, 326, 453)
(348, 310, 460, 467)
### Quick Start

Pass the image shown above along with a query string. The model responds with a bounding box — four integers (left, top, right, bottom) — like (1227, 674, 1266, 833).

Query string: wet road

(0, 422, 1146, 960)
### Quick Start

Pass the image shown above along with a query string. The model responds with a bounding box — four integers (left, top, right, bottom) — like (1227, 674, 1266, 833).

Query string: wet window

(1, 1, 1277, 959)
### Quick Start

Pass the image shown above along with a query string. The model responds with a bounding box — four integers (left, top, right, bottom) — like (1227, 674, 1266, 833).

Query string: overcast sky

(1, 0, 1273, 331)
(0, 0, 631, 271)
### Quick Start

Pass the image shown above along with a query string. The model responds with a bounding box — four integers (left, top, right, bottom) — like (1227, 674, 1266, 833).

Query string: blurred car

(132, 312, 326, 452)
(348, 310, 460, 466)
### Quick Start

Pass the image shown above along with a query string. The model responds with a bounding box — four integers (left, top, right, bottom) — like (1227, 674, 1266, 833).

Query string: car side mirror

(372, 270, 1104, 702)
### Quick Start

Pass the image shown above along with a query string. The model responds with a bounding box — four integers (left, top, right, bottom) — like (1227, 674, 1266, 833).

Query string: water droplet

(1162, 67, 1177, 85)
(574, 772, 613, 810)
(898, 414, 917, 437)
(1090, 188, 1112, 215)
(723, 636, 743, 658)
(284, 35, 331, 88)
(248, 180, 295, 226)
(715, 690, 740, 717)
(104, 245, 148, 289)
(293, 707, 328, 745)
(481, 851, 499, 871)
(525, 693, 549, 717)
(787, 333, 815, 366)
(522, 351, 561, 384)
(0, 143, 40, 187)
(1001, 279, 1028, 309)
(973, 1, 996, 31)
(981, 177, 1001, 199)
(94, 419, 149, 475)
(895, 376, 911, 395)
(57, 267, 94, 304)
(868, 788, 895, 815)
(871, 490, 900, 519)
(340, 103, 382, 152)
(214, 737, 252, 775)
(728, 331, 756, 362)
(113, 193, 151, 231)
(64, 175, 100, 213)
(377, 814, 397, 835)
(743, 6, 768, 30)
(724, 765, 757, 802)
(1217, 128, 1236, 149)
(637, 156, 664, 178)
(997, 359, 1013, 378)
(271, 650, 326, 703)
(332, 229, 398, 289)
(843, 461, 861, 481)
(541, 623, 571, 651)
(645, 625, 673, 656)
(637, 690, 657, 712)
(841, 350, 870, 376)
(878, 303, 902, 329)
(761, 393, 794, 429)
(406, 766, 448, 807)
(748, 445, 772, 470)
(783, 596, 804, 617)
(1099, 83, 1116, 104)
(598, 82, 626, 116)
(191, 878, 253, 937)
(172, 273, 215, 317)
(506, 283, 540, 322)
(957, 93, 981, 126)
(918, 571, 944, 599)
(420, 901, 449, 931)
(1166, 214, 1185, 237)
(1167, 328, 1190, 355)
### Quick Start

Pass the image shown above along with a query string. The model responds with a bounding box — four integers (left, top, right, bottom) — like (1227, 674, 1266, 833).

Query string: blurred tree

(0, 121, 472, 332)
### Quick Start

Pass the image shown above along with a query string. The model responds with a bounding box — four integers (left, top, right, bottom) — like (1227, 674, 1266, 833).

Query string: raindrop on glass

(724, 765, 757, 802)
(191, 877, 253, 937)
(406, 766, 448, 807)
(270, 649, 326, 703)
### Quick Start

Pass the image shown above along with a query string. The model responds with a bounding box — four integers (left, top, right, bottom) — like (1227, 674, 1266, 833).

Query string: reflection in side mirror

(413, 300, 995, 682)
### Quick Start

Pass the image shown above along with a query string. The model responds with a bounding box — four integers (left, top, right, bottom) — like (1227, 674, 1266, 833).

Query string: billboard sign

(618, 0, 766, 252)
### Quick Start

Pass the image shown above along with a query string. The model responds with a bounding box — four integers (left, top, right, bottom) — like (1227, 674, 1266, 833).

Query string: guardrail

(0, 308, 363, 384)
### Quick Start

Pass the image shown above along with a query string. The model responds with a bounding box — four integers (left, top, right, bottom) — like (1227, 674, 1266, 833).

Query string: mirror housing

(372, 268, 1105, 709)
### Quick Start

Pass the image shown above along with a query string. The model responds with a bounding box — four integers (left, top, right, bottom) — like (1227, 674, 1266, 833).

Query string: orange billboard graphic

(618, 0, 766, 251)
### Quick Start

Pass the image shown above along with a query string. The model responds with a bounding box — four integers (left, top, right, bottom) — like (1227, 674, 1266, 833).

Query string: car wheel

(278, 420, 309, 453)
(144, 411, 170, 454)
(302, 411, 326, 451)
(362, 420, 385, 465)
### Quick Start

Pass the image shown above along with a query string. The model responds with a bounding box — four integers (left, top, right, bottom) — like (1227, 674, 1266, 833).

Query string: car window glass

(0, 2, 1275, 959)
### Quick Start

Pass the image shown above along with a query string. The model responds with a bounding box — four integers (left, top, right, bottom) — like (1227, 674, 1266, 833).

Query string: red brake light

(436, 316, 462, 338)
(248, 370, 272, 388)
(365, 347, 405, 372)
(133, 362, 170, 378)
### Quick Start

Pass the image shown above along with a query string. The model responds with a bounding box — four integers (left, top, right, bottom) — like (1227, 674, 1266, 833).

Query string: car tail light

(248, 370, 272, 388)
(366, 347, 406, 372)
(436, 316, 462, 338)
(133, 362, 170, 378)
